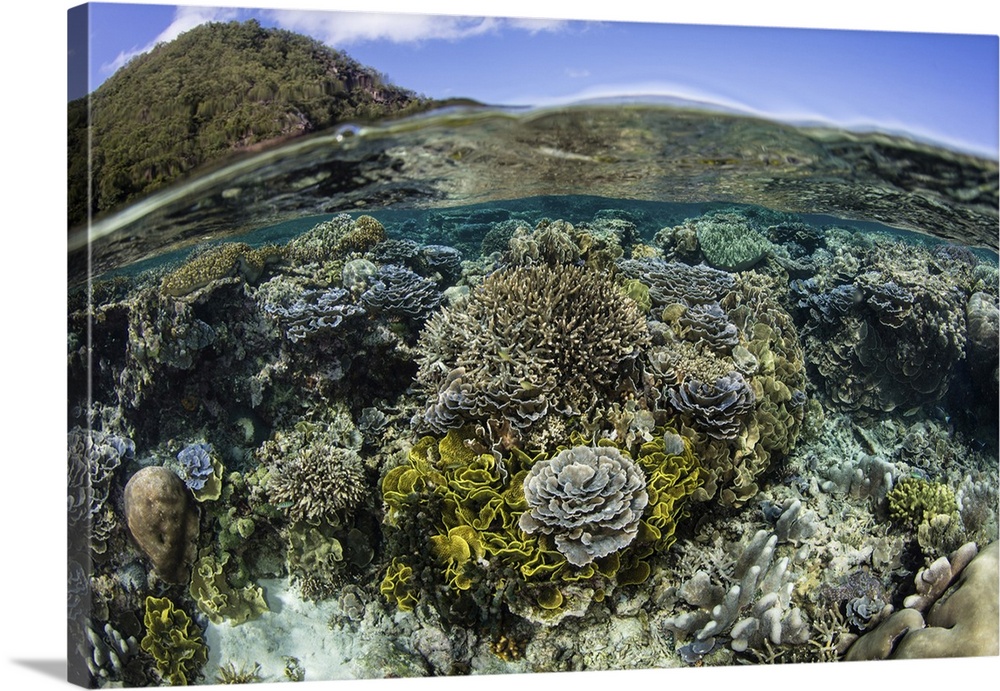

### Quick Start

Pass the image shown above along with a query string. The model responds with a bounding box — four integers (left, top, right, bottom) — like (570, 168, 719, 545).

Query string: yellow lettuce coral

(140, 596, 208, 685)
(379, 426, 702, 620)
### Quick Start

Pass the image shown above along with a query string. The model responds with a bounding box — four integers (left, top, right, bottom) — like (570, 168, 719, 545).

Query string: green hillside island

(68, 19, 449, 229)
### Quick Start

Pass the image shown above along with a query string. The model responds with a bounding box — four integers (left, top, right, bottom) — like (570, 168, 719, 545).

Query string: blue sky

(68, 1, 1000, 157)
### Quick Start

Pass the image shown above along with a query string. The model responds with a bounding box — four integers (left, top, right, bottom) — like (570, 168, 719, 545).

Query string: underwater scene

(67, 102, 1000, 687)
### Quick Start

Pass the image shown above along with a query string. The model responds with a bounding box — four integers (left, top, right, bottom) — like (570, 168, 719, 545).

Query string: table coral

(690, 211, 773, 271)
(160, 242, 282, 297)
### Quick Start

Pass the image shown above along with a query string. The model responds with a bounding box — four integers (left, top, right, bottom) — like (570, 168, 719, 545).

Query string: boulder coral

(124, 466, 199, 584)
(845, 541, 998, 660)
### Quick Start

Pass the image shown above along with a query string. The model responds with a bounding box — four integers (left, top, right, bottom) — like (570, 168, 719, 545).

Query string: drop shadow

(10, 659, 66, 682)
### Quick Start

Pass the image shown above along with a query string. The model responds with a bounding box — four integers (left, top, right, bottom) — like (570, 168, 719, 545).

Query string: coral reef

(792, 238, 971, 416)
(380, 428, 702, 626)
(624, 260, 806, 507)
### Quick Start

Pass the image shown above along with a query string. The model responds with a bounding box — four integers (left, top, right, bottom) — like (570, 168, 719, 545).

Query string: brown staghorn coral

(415, 264, 650, 445)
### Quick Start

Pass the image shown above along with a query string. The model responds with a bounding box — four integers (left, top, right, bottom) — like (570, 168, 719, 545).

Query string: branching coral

(663, 529, 810, 657)
(266, 443, 365, 525)
(415, 264, 649, 443)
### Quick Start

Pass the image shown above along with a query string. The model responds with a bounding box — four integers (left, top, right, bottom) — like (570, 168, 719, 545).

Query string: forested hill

(68, 19, 436, 228)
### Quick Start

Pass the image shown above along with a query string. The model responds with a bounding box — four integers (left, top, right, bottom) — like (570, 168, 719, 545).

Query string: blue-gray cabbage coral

(519, 446, 648, 567)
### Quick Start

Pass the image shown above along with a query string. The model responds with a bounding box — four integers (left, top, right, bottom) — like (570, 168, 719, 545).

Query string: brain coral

(415, 264, 650, 443)
(520, 446, 649, 567)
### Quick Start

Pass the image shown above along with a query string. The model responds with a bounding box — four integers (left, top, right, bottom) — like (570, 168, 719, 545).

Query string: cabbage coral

(519, 446, 648, 567)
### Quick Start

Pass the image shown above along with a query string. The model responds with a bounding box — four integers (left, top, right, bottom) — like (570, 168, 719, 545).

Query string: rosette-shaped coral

(264, 287, 365, 343)
(421, 244, 463, 281)
(415, 264, 649, 442)
(176, 442, 215, 491)
(360, 264, 443, 321)
(617, 258, 735, 308)
(520, 446, 649, 567)
(667, 372, 756, 441)
(68, 427, 134, 528)
(677, 302, 740, 352)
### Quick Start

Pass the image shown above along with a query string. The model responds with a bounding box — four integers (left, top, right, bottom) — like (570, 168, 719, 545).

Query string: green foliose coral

(140, 596, 208, 685)
(888, 477, 958, 530)
(189, 552, 269, 625)
(379, 426, 702, 623)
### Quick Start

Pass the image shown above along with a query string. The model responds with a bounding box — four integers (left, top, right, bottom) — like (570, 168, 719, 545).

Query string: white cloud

(565, 68, 590, 78)
(100, 6, 240, 76)
(263, 10, 565, 46)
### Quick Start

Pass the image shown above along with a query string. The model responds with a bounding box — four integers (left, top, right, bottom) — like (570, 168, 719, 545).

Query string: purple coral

(265, 287, 365, 343)
(617, 258, 736, 307)
(668, 372, 756, 440)
(360, 264, 443, 320)
(678, 302, 740, 351)
(177, 442, 215, 491)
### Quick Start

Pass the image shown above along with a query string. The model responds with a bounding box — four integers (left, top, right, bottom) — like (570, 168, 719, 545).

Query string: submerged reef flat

(68, 202, 999, 687)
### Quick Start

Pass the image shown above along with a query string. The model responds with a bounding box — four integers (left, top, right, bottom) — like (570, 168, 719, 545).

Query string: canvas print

(67, 2, 999, 688)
